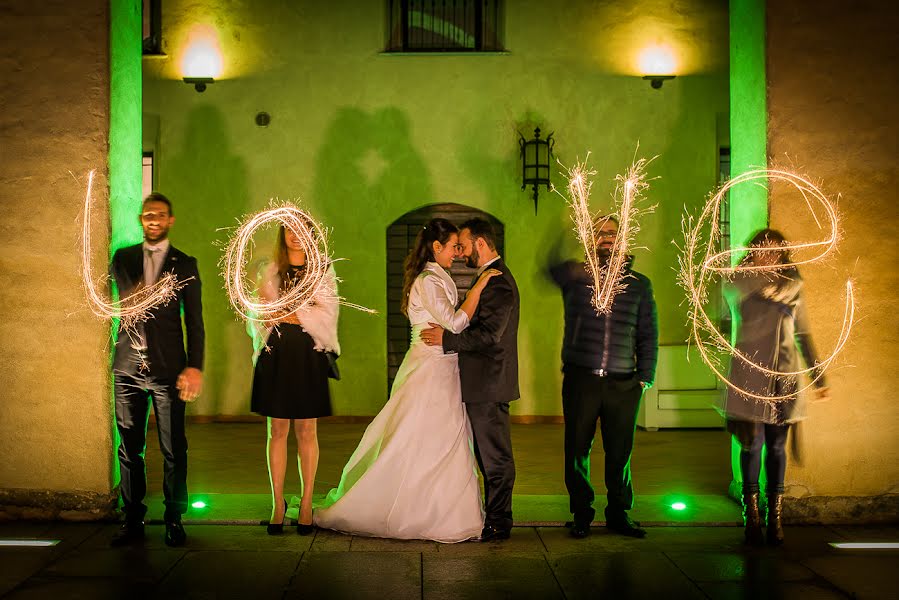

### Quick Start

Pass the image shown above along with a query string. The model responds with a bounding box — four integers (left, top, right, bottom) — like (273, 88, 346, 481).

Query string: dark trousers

(466, 402, 515, 530)
(562, 366, 644, 525)
(730, 421, 790, 495)
(114, 372, 188, 523)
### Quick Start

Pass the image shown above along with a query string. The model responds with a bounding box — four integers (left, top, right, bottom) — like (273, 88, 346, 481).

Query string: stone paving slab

(288, 551, 420, 599)
(422, 553, 563, 599)
(154, 550, 301, 598)
(4, 576, 155, 600)
(699, 580, 850, 600)
(801, 555, 899, 600)
(39, 547, 184, 582)
(548, 551, 706, 599)
(665, 551, 818, 582)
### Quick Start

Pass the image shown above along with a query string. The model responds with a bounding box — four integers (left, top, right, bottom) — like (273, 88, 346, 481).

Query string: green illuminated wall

(728, 0, 768, 496)
(108, 0, 143, 490)
(142, 0, 730, 416)
(110, 0, 144, 252)
(728, 0, 768, 251)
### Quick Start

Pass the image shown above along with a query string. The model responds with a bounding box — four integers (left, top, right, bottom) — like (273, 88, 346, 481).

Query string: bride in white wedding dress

(314, 218, 500, 542)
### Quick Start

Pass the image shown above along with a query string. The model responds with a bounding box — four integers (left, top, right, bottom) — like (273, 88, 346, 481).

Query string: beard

(465, 245, 480, 269)
(596, 246, 613, 265)
(143, 224, 170, 243)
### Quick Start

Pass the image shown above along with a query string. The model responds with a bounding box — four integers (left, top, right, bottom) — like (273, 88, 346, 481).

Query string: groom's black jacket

(110, 243, 205, 380)
(442, 258, 520, 404)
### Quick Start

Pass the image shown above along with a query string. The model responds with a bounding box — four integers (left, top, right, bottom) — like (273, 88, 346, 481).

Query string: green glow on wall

(191, 500, 207, 509)
(109, 0, 143, 490)
(728, 0, 769, 499)
(109, 0, 143, 255)
(670, 501, 687, 511)
(729, 0, 768, 253)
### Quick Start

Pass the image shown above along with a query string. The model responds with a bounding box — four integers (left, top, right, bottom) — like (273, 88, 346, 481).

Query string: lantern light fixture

(519, 127, 554, 213)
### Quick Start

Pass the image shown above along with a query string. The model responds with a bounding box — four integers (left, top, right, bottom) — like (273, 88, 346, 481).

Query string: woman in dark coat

(724, 229, 830, 546)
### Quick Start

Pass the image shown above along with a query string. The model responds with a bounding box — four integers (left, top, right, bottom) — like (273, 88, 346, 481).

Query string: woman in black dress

(250, 225, 339, 535)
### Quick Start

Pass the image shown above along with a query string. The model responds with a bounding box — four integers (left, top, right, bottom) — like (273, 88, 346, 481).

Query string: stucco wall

(0, 2, 116, 514)
(143, 0, 730, 417)
(767, 1, 899, 502)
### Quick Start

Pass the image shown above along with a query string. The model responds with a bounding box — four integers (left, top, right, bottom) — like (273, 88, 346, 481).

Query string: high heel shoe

(267, 500, 287, 535)
(297, 505, 314, 536)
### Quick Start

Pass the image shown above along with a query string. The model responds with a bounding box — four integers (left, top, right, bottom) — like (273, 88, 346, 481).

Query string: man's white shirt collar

(478, 255, 501, 275)
(142, 238, 170, 254)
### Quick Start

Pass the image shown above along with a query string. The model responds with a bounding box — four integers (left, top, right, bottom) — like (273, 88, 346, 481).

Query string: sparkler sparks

(557, 153, 655, 314)
(80, 170, 183, 331)
(221, 203, 374, 324)
(679, 168, 855, 402)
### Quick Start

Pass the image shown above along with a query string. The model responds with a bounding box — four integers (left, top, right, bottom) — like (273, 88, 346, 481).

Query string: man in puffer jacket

(549, 216, 658, 539)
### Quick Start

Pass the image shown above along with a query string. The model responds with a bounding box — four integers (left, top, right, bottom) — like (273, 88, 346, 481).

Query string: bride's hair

(401, 218, 458, 316)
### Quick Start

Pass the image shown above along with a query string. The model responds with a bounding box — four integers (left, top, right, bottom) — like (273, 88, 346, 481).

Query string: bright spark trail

(221, 203, 374, 324)
(679, 168, 855, 403)
(558, 153, 654, 314)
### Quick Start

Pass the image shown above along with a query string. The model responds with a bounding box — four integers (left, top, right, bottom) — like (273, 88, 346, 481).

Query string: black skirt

(251, 324, 332, 419)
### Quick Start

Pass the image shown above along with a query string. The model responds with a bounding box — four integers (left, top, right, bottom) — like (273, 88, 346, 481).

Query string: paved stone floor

(1, 522, 897, 598)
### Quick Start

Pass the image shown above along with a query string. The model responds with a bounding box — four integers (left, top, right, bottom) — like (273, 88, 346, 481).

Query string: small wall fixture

(519, 127, 554, 213)
(643, 75, 675, 89)
(183, 77, 214, 92)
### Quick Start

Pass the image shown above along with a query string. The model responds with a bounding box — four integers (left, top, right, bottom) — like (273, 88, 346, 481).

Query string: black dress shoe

(110, 521, 145, 547)
(606, 513, 646, 538)
(164, 520, 187, 547)
(569, 522, 591, 539)
(296, 523, 314, 536)
(479, 524, 511, 542)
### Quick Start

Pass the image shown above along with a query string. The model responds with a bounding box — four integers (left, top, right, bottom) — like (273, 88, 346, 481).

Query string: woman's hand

(474, 268, 502, 288)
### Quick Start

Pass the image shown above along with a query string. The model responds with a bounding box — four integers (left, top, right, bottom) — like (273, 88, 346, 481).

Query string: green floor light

(191, 500, 207, 509)
(671, 502, 687, 511)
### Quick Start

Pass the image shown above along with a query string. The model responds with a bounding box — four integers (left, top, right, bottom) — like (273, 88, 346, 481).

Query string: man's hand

(640, 381, 651, 390)
(420, 322, 445, 347)
(176, 367, 203, 402)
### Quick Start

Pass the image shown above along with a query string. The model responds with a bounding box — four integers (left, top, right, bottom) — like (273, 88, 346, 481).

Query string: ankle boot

(766, 493, 784, 546)
(743, 492, 764, 546)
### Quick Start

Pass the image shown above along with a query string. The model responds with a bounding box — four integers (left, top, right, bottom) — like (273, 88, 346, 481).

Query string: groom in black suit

(421, 218, 520, 541)
(109, 193, 204, 548)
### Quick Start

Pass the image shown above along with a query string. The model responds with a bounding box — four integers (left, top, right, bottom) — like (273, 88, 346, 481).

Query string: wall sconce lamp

(519, 127, 554, 213)
(183, 77, 214, 92)
(643, 75, 676, 89)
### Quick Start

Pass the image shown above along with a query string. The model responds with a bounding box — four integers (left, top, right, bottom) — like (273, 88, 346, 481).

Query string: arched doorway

(385, 203, 504, 393)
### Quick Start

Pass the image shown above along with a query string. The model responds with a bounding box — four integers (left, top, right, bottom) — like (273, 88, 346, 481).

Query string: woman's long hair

(274, 223, 314, 290)
(743, 228, 791, 265)
(400, 218, 458, 316)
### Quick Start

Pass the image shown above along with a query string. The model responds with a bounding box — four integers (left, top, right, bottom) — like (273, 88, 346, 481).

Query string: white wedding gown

(314, 262, 484, 542)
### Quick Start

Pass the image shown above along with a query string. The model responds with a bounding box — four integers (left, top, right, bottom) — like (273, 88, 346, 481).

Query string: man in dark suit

(109, 192, 204, 548)
(550, 216, 658, 539)
(421, 218, 519, 541)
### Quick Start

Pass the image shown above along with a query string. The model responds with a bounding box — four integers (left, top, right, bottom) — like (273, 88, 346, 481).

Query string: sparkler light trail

(81, 170, 183, 331)
(679, 168, 855, 402)
(221, 203, 374, 324)
(557, 153, 655, 314)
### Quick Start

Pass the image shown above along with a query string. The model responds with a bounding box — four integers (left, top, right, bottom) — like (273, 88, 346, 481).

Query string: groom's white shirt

(477, 255, 502, 275)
